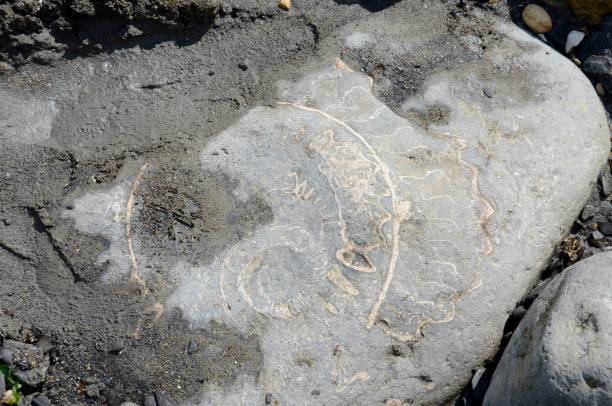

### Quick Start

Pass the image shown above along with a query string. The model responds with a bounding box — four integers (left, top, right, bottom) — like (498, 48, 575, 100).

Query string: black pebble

(238, 63, 248, 71)
(598, 222, 612, 236)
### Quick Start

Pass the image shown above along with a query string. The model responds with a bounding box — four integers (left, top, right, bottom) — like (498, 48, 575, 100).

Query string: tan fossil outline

(275, 60, 496, 339)
(125, 163, 164, 337)
(276, 101, 412, 330)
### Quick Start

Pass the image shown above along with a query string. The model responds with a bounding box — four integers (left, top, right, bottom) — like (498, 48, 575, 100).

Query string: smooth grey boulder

(484, 252, 612, 406)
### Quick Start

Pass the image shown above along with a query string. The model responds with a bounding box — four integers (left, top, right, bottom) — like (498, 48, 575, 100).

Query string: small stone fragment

(595, 83, 606, 96)
(0, 62, 15, 75)
(600, 168, 612, 197)
(588, 231, 604, 247)
(144, 395, 156, 406)
(155, 391, 178, 406)
(32, 395, 51, 406)
(0, 374, 5, 395)
(265, 392, 273, 404)
(597, 222, 612, 236)
(110, 339, 125, 354)
(584, 53, 612, 94)
(2, 340, 49, 387)
(580, 204, 597, 221)
(121, 25, 143, 40)
(120, 403, 139, 406)
(522, 4, 552, 34)
(278, 0, 291, 11)
(565, 30, 585, 54)
(483, 87, 494, 98)
(187, 339, 198, 355)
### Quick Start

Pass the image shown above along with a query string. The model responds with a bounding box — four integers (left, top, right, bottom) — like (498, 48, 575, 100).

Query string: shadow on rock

(333, 0, 401, 12)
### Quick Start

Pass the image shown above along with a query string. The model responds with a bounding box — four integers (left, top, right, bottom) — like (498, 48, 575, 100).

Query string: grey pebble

(580, 204, 597, 220)
(110, 339, 125, 354)
(0, 348, 13, 365)
(0, 374, 5, 395)
(154, 391, 178, 406)
(265, 392, 273, 404)
(589, 231, 604, 247)
(483, 87, 494, 98)
(144, 395, 156, 406)
(187, 339, 198, 355)
(32, 395, 51, 406)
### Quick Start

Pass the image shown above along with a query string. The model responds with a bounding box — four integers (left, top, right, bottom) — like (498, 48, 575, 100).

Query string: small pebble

(278, 0, 291, 11)
(0, 374, 5, 396)
(32, 395, 51, 406)
(311, 389, 321, 396)
(601, 169, 612, 197)
(588, 231, 604, 247)
(0, 62, 15, 74)
(483, 87, 494, 98)
(565, 30, 586, 54)
(522, 4, 552, 34)
(265, 393, 273, 404)
(598, 222, 612, 236)
(187, 339, 198, 355)
(595, 83, 606, 96)
(155, 391, 178, 406)
(110, 338, 125, 354)
(580, 204, 597, 221)
(144, 395, 156, 406)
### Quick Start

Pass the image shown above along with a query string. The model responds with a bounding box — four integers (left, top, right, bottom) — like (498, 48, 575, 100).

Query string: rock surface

(483, 251, 612, 406)
(0, 1, 609, 404)
(77, 24, 607, 405)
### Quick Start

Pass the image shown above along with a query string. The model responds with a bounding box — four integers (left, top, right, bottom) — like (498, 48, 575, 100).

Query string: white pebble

(565, 30, 586, 54)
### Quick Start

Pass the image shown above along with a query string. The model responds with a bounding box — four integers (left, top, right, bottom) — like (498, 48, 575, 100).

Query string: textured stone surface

(2, 0, 610, 403)
(484, 252, 612, 406)
(60, 20, 610, 404)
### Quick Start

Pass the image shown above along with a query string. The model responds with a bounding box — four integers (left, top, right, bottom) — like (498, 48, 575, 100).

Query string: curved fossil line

(126, 162, 148, 288)
(126, 163, 166, 337)
(276, 101, 411, 330)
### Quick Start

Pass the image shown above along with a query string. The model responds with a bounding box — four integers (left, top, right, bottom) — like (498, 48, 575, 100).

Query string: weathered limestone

(60, 17, 609, 406)
(484, 252, 612, 406)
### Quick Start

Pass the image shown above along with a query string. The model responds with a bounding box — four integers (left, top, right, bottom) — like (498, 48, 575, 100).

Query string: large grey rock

(484, 252, 612, 406)
(5, 2, 608, 404)
(58, 18, 610, 406)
